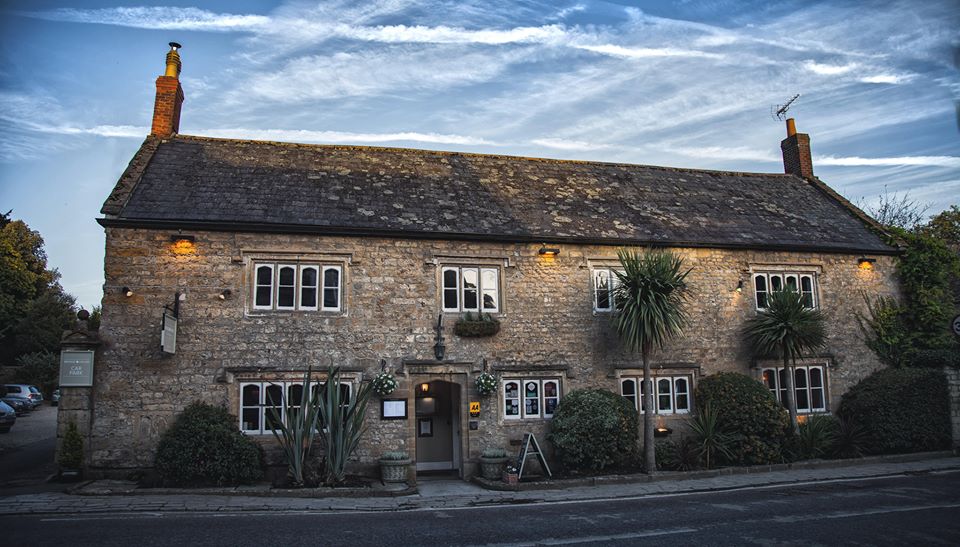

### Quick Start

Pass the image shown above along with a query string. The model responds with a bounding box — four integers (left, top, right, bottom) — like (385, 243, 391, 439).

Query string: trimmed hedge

(837, 368, 951, 455)
(548, 388, 639, 472)
(695, 372, 791, 465)
(155, 402, 264, 486)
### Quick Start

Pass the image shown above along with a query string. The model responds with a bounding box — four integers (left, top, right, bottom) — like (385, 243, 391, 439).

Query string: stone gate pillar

(58, 328, 102, 473)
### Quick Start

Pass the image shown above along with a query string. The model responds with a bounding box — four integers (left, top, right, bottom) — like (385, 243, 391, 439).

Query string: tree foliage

(612, 248, 691, 473)
(860, 203, 960, 367)
(743, 289, 827, 431)
(0, 212, 76, 366)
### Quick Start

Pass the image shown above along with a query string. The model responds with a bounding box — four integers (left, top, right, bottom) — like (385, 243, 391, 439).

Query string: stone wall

(82, 227, 900, 477)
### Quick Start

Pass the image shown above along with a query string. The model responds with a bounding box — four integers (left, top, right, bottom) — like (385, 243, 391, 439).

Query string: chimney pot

(151, 42, 185, 138)
(780, 118, 814, 179)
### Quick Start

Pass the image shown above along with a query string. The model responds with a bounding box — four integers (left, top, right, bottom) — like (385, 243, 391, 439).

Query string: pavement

(1, 452, 958, 516)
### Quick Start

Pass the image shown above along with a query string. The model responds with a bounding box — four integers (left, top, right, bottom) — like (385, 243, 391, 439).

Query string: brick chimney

(780, 118, 814, 179)
(151, 42, 184, 138)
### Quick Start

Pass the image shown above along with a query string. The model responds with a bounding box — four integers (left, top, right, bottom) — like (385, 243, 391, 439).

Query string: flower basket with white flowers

(372, 372, 398, 396)
(475, 372, 498, 396)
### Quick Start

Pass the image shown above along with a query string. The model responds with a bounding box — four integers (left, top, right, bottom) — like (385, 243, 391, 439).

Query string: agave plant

(266, 367, 323, 487)
(743, 289, 826, 433)
(612, 247, 691, 473)
(688, 402, 736, 469)
(316, 365, 373, 486)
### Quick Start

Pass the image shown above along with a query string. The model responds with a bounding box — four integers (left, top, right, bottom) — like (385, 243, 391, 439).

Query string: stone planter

(480, 456, 508, 480)
(379, 458, 411, 483)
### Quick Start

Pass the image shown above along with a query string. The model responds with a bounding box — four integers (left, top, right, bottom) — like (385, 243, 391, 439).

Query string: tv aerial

(771, 94, 800, 121)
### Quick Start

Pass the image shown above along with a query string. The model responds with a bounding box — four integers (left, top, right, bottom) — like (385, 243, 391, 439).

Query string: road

(3, 470, 959, 546)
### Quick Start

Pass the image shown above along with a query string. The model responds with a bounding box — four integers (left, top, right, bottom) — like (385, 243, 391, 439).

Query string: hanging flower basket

(454, 312, 501, 337)
(371, 372, 398, 396)
(476, 371, 498, 396)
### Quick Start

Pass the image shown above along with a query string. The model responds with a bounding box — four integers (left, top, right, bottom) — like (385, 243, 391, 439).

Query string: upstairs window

(442, 266, 500, 313)
(753, 272, 817, 310)
(253, 263, 342, 312)
(593, 267, 623, 312)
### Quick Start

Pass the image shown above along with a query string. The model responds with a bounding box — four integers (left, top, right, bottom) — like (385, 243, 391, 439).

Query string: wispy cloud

(531, 138, 612, 151)
(803, 61, 858, 75)
(199, 128, 499, 146)
(860, 73, 915, 85)
(22, 7, 268, 32)
(574, 44, 723, 60)
(816, 155, 960, 168)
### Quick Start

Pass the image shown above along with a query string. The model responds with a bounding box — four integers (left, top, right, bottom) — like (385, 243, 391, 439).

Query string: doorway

(414, 380, 462, 475)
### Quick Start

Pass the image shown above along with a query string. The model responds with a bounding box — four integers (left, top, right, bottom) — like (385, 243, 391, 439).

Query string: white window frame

(620, 375, 692, 415)
(239, 380, 354, 435)
(251, 262, 343, 312)
(442, 265, 500, 313)
(253, 264, 275, 310)
(299, 266, 320, 311)
(321, 265, 342, 312)
(592, 267, 622, 312)
(502, 378, 561, 420)
(761, 365, 828, 413)
(753, 272, 818, 310)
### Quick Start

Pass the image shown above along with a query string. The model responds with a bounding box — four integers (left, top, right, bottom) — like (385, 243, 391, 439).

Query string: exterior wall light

(857, 257, 876, 270)
(538, 245, 560, 257)
(420, 382, 430, 394)
(735, 280, 744, 293)
(170, 234, 196, 255)
(121, 286, 134, 297)
(219, 289, 232, 300)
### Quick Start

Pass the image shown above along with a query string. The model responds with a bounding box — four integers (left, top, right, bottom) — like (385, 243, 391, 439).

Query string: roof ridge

(167, 133, 796, 179)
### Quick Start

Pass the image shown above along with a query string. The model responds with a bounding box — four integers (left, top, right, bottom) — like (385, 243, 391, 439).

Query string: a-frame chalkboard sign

(515, 433, 552, 479)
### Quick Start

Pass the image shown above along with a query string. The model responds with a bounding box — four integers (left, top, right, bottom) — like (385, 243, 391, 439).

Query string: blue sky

(1, 0, 958, 309)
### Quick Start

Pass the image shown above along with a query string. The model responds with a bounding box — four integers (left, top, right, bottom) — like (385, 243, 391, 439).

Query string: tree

(861, 186, 928, 230)
(612, 248, 691, 473)
(743, 289, 826, 432)
(0, 212, 76, 366)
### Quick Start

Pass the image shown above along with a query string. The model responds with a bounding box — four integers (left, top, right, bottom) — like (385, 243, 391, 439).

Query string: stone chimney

(151, 42, 184, 138)
(780, 118, 814, 179)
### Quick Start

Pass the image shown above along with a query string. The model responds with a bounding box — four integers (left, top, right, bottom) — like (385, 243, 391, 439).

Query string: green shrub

(830, 415, 870, 459)
(689, 402, 736, 469)
(695, 372, 791, 465)
(58, 420, 84, 469)
(790, 415, 838, 460)
(907, 348, 960, 369)
(481, 447, 507, 458)
(655, 437, 700, 471)
(155, 402, 264, 486)
(837, 368, 951, 455)
(548, 388, 639, 472)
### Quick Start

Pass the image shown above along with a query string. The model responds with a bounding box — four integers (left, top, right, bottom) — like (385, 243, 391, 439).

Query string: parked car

(0, 400, 16, 433)
(0, 396, 28, 416)
(3, 384, 42, 410)
(51, 388, 61, 406)
(28, 385, 43, 403)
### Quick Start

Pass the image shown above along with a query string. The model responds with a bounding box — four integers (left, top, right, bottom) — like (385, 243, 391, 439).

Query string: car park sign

(60, 350, 95, 387)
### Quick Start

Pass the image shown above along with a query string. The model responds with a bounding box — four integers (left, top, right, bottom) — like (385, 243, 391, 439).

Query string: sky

(0, 0, 958, 310)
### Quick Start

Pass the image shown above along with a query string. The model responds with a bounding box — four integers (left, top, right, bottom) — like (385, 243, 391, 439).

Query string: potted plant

(480, 447, 509, 480)
(371, 371, 399, 396)
(454, 312, 501, 337)
(58, 420, 84, 481)
(379, 450, 411, 484)
(475, 371, 498, 397)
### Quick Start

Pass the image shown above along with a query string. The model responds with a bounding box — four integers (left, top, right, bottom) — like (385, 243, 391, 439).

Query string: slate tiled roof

(101, 135, 896, 254)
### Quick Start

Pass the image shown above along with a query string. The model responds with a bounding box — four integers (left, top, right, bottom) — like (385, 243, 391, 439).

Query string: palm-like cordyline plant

(743, 289, 826, 433)
(612, 248, 691, 473)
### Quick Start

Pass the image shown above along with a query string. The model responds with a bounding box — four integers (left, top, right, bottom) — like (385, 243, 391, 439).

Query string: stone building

(63, 45, 900, 481)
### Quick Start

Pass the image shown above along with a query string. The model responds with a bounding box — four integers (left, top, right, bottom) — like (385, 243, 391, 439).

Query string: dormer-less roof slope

(99, 135, 896, 254)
